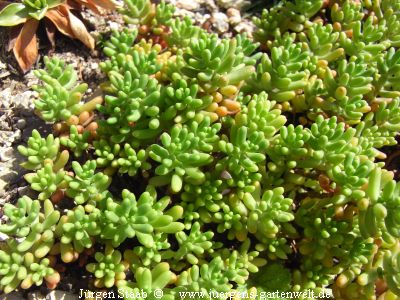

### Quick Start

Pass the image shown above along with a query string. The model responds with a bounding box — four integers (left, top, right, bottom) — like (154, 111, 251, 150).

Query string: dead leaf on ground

(13, 18, 39, 73)
(66, 7, 95, 49)
(45, 5, 75, 38)
(8, 24, 22, 51)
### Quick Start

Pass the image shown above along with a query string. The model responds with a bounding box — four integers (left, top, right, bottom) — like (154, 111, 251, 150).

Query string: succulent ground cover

(1, 0, 400, 299)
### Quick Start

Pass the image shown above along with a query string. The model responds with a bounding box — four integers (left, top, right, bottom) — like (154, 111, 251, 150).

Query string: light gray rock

(0, 130, 22, 147)
(217, 0, 250, 9)
(13, 91, 34, 111)
(15, 119, 27, 130)
(227, 8, 241, 25)
(0, 232, 8, 242)
(202, 0, 218, 13)
(91, 62, 99, 70)
(176, 0, 200, 10)
(109, 21, 120, 31)
(0, 147, 13, 162)
(234, 21, 255, 37)
(210, 12, 229, 33)
(0, 88, 12, 109)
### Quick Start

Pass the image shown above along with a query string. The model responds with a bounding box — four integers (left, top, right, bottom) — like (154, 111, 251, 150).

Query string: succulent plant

(65, 161, 110, 204)
(24, 162, 67, 201)
(60, 125, 90, 157)
(0, 197, 60, 258)
(176, 257, 232, 295)
(124, 233, 171, 268)
(166, 222, 220, 266)
(117, 263, 175, 300)
(86, 245, 127, 288)
(55, 205, 102, 262)
(33, 57, 89, 122)
(149, 117, 220, 192)
(18, 129, 60, 170)
(3, 0, 400, 297)
(0, 251, 59, 293)
(99, 188, 184, 247)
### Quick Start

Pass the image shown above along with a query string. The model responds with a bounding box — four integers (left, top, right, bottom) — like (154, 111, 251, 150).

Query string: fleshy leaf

(13, 18, 39, 73)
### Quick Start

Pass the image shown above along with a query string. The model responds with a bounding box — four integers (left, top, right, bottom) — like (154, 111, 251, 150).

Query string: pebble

(0, 130, 22, 147)
(176, 0, 200, 10)
(0, 88, 12, 109)
(0, 232, 8, 242)
(15, 118, 26, 130)
(210, 12, 230, 33)
(25, 71, 39, 87)
(234, 21, 255, 37)
(0, 147, 13, 162)
(0, 175, 7, 199)
(109, 21, 120, 31)
(14, 91, 34, 110)
(202, 0, 218, 13)
(227, 8, 241, 25)
(216, 0, 249, 9)
(91, 62, 99, 70)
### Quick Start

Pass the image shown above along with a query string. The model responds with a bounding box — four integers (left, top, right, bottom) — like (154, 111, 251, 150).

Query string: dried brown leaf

(45, 6, 75, 38)
(13, 18, 39, 73)
(71, 0, 117, 14)
(89, 0, 118, 11)
(74, 0, 102, 14)
(8, 24, 22, 51)
(66, 8, 95, 49)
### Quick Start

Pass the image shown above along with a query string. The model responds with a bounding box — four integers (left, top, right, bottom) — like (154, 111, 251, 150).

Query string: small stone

(91, 62, 99, 70)
(227, 8, 241, 25)
(203, 0, 218, 13)
(0, 174, 8, 197)
(15, 118, 27, 130)
(234, 21, 255, 38)
(13, 90, 34, 110)
(0, 232, 8, 242)
(46, 291, 79, 300)
(210, 12, 229, 34)
(0, 88, 12, 109)
(217, 0, 250, 10)
(109, 21, 120, 31)
(176, 0, 200, 10)
(0, 147, 13, 162)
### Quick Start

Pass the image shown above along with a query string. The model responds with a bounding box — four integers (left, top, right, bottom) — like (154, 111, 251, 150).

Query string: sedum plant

(2, 0, 400, 298)
(86, 244, 127, 288)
